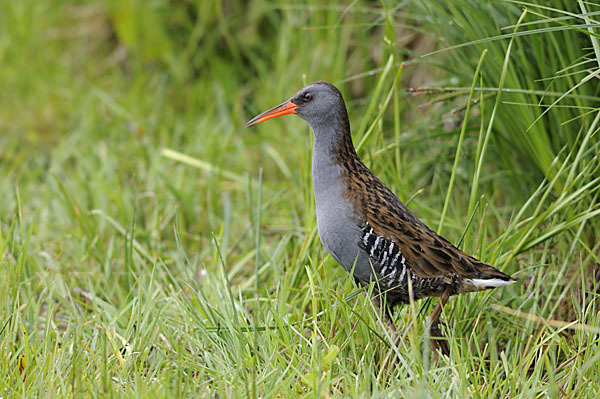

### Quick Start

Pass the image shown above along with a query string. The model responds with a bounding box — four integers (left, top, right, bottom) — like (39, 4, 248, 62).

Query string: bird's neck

(311, 119, 360, 210)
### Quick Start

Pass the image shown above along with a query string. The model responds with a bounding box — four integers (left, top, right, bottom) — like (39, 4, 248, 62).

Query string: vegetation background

(1, 0, 599, 397)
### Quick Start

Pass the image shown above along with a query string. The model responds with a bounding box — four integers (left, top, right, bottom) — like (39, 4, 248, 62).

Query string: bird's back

(333, 149, 513, 302)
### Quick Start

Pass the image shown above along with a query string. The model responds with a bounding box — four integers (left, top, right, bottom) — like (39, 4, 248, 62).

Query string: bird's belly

(316, 201, 449, 296)
(315, 201, 374, 282)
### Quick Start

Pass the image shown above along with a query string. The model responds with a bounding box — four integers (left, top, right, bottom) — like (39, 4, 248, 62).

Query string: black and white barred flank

(358, 224, 511, 295)
(359, 223, 408, 288)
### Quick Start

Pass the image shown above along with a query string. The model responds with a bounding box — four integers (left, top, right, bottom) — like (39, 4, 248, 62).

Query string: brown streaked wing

(345, 159, 507, 280)
(367, 216, 495, 280)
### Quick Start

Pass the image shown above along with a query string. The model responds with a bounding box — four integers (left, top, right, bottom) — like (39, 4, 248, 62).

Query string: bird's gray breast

(311, 152, 374, 281)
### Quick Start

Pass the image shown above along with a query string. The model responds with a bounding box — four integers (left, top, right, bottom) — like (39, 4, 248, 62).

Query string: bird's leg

(429, 286, 451, 356)
(375, 292, 404, 373)
(354, 276, 397, 332)
(382, 300, 397, 333)
(370, 290, 397, 333)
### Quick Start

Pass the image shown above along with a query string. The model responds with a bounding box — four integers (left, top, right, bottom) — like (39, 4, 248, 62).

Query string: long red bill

(246, 101, 298, 127)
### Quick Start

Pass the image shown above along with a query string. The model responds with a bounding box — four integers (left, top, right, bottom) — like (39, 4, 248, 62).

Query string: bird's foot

(429, 320, 449, 356)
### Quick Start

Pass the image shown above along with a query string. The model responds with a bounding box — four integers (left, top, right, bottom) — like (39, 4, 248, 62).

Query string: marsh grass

(1, 0, 599, 397)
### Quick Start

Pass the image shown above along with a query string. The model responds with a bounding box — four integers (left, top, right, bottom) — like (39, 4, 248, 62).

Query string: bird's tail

(460, 263, 515, 292)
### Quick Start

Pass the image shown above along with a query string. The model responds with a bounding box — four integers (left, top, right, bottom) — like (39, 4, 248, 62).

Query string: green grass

(1, 0, 599, 397)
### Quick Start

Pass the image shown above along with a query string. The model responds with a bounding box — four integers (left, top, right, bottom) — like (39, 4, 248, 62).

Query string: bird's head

(246, 81, 347, 130)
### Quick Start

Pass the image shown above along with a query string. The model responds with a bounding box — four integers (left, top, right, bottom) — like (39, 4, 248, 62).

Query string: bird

(246, 81, 515, 354)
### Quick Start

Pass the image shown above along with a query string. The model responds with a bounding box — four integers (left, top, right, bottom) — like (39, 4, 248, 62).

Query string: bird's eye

(304, 93, 312, 101)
